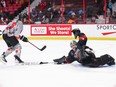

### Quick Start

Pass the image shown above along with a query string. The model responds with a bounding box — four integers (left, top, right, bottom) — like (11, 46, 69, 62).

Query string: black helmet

(72, 28, 80, 39)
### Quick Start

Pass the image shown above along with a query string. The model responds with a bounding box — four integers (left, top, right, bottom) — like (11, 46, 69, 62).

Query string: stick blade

(40, 45, 47, 51)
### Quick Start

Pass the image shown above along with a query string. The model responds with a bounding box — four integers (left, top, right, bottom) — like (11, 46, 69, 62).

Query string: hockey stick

(17, 62, 56, 65)
(28, 41, 46, 51)
(39, 61, 60, 65)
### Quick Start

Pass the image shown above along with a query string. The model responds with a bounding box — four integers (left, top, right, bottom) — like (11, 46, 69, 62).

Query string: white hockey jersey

(3, 19, 23, 37)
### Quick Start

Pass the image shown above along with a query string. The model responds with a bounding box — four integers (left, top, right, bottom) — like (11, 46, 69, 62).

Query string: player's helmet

(72, 28, 80, 39)
(70, 40, 77, 48)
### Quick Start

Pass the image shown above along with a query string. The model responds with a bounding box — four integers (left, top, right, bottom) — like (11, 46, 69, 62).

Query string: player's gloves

(20, 35, 28, 42)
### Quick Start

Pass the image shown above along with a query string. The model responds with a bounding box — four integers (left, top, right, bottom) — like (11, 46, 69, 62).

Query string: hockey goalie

(53, 40, 115, 67)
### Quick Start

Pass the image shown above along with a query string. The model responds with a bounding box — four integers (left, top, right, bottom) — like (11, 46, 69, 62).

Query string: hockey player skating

(0, 18, 28, 64)
(53, 40, 115, 67)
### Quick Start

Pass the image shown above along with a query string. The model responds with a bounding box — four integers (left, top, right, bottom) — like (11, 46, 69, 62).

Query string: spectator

(107, 8, 111, 17)
(112, 11, 116, 18)
(0, 17, 6, 24)
(79, 9, 83, 15)
(37, 10, 44, 22)
(112, 2, 116, 18)
(46, 1, 53, 9)
(51, 6, 60, 17)
(42, 15, 50, 24)
(10, 0, 15, 4)
(30, 8, 38, 22)
(15, 0, 19, 5)
(78, 9, 84, 19)
(0, 10, 5, 18)
(57, 14, 66, 23)
(38, 1, 46, 11)
(4, 17, 9, 24)
(67, 10, 76, 16)
(86, 6, 94, 18)
(22, 17, 28, 24)
(3, 8, 10, 18)
(19, 0, 24, 5)
(107, 0, 113, 16)
(91, 15, 97, 23)
(1, 0, 6, 7)
(97, 0, 104, 15)
(67, 15, 78, 24)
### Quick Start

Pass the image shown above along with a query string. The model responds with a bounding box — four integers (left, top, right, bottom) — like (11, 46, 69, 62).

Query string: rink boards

(0, 24, 116, 40)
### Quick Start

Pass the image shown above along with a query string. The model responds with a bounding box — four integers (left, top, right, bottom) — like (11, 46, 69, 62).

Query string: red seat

(12, 4, 17, 7)
(16, 4, 22, 8)
(2, 7, 8, 12)
(6, 0, 10, 4)
(0, 7, 3, 11)
(24, 0, 28, 2)
(13, 7, 18, 11)
(7, 3, 12, 7)
(13, 4, 19, 11)
(8, 6, 13, 12)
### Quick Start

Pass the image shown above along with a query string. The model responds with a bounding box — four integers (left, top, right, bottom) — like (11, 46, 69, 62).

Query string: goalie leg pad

(88, 54, 115, 67)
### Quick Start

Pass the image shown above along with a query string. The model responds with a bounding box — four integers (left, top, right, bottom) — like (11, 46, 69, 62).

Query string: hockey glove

(20, 35, 28, 42)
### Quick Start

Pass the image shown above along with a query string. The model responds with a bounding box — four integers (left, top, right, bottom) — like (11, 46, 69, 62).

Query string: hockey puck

(39, 62, 48, 64)
(40, 62, 44, 64)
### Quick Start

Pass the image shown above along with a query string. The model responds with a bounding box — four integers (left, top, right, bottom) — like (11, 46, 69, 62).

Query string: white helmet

(70, 40, 77, 48)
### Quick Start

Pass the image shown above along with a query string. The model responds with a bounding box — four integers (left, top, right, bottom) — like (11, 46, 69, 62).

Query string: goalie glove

(20, 35, 28, 42)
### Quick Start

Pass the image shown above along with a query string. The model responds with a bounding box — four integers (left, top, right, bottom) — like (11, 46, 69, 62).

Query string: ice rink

(0, 40, 116, 87)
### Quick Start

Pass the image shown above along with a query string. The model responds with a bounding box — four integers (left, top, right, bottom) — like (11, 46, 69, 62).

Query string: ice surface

(0, 40, 116, 87)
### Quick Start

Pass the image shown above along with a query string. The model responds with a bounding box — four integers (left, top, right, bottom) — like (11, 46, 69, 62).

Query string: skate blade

(0, 59, 7, 64)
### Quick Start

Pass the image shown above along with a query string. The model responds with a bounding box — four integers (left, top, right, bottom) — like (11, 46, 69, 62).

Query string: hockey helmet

(70, 40, 77, 48)
(72, 28, 80, 39)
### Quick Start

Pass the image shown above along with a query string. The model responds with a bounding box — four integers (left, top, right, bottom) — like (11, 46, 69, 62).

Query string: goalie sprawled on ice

(53, 28, 115, 67)
(53, 40, 115, 67)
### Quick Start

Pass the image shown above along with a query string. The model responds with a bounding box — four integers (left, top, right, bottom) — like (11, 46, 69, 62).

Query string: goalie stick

(21, 62, 58, 65)
(39, 61, 60, 65)
(0, 61, 58, 65)
(19, 62, 56, 65)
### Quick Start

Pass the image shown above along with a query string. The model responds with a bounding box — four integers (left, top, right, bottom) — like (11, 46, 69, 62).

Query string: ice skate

(14, 55, 24, 63)
(0, 52, 7, 64)
(107, 59, 115, 66)
(106, 55, 115, 66)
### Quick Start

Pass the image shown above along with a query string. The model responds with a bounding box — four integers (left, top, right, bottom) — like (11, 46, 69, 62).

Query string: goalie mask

(72, 28, 80, 39)
(70, 40, 77, 48)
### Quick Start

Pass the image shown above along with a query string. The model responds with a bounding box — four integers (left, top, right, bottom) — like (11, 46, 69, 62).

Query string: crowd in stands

(0, 0, 116, 24)
(29, 0, 116, 24)
(0, 0, 32, 24)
